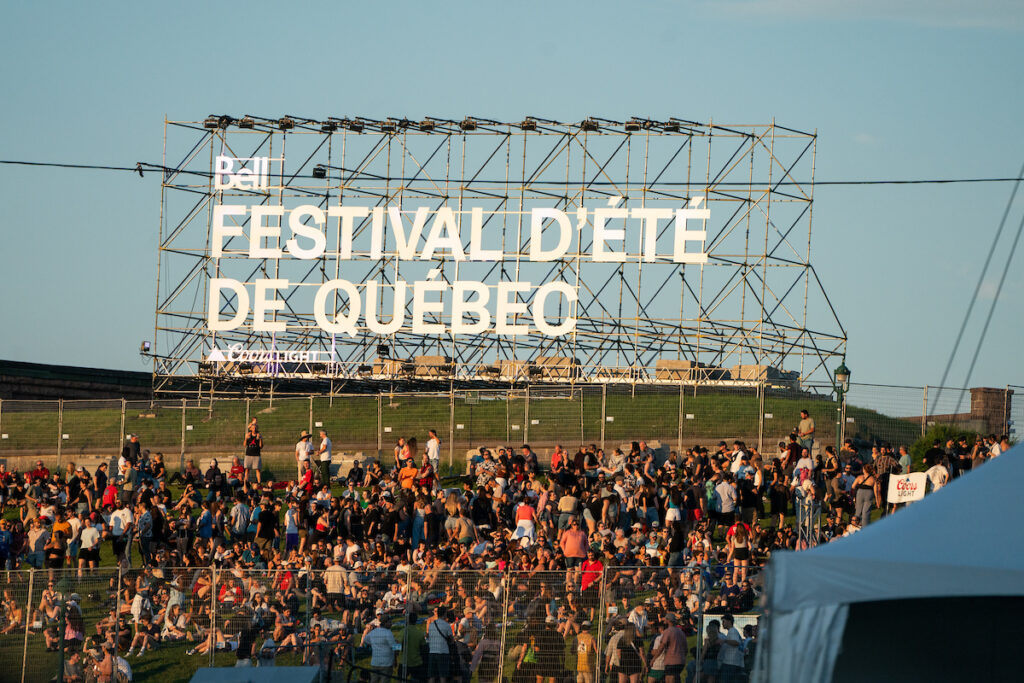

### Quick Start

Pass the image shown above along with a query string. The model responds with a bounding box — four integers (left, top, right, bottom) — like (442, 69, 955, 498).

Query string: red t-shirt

(102, 485, 118, 507)
(230, 464, 245, 479)
(581, 559, 603, 591)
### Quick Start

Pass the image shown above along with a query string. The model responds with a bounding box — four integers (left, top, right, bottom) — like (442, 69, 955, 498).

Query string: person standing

(295, 431, 313, 479)
(243, 421, 263, 485)
(427, 606, 453, 683)
(426, 429, 442, 474)
(655, 614, 687, 683)
(317, 430, 333, 485)
(362, 616, 400, 683)
(796, 410, 815, 453)
(575, 622, 599, 683)
(717, 614, 745, 683)
(852, 464, 876, 526)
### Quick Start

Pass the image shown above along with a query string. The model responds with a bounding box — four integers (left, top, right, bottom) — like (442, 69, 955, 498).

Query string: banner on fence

(888, 472, 928, 503)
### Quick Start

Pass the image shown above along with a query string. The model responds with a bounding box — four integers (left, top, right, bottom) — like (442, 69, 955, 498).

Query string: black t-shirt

(257, 509, 278, 538)
(381, 509, 399, 539)
(237, 622, 259, 659)
(245, 433, 262, 457)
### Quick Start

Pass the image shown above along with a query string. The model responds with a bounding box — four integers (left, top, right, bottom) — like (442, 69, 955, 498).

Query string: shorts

(733, 547, 750, 561)
(80, 547, 100, 563)
(244, 455, 262, 470)
(286, 533, 299, 551)
(648, 670, 666, 680)
(665, 664, 685, 676)
(428, 653, 449, 678)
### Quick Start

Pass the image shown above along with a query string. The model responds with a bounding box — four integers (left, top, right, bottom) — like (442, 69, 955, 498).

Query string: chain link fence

(0, 384, 1016, 476)
(0, 565, 767, 682)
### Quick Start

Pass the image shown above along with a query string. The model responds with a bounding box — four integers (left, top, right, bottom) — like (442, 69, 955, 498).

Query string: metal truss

(152, 116, 845, 395)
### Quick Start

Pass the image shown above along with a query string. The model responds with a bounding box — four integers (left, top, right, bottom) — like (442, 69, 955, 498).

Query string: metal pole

(600, 384, 607, 451)
(304, 567, 312, 663)
(57, 398, 64, 471)
(180, 398, 186, 466)
(119, 399, 126, 456)
(21, 569, 34, 683)
(593, 566, 607, 682)
(245, 397, 250, 427)
(677, 382, 684, 454)
(377, 394, 383, 461)
(309, 395, 314, 435)
(524, 384, 530, 444)
(695, 567, 705, 683)
(58, 592, 66, 682)
(114, 565, 123, 661)
(831, 385, 839, 458)
(209, 568, 218, 667)
(840, 389, 848, 448)
(758, 381, 766, 453)
(922, 385, 928, 437)
(496, 572, 511, 683)
(1003, 385, 1010, 436)
(448, 387, 455, 473)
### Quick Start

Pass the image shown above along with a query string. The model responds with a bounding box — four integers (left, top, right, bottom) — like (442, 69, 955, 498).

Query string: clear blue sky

(1, 0, 1022, 392)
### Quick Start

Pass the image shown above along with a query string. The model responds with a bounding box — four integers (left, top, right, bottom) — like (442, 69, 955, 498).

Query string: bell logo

(214, 155, 272, 191)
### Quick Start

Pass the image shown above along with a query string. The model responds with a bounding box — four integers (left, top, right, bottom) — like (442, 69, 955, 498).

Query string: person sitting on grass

(1, 590, 24, 634)
(125, 613, 159, 658)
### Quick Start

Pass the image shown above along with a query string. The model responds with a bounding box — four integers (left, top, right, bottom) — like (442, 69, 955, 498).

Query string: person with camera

(426, 606, 454, 683)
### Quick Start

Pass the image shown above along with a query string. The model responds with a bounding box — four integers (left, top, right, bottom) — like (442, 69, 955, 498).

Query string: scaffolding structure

(152, 115, 845, 395)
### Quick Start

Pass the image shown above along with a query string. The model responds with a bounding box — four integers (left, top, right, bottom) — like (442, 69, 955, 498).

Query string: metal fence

(0, 564, 763, 683)
(0, 383, 1016, 475)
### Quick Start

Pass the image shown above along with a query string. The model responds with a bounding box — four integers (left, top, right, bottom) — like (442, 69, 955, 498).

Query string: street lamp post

(834, 360, 851, 452)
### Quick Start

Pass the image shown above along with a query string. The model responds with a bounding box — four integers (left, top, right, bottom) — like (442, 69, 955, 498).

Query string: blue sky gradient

(1, 1, 1021, 389)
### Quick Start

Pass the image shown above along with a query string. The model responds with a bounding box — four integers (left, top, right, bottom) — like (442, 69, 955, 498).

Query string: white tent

(755, 444, 1024, 682)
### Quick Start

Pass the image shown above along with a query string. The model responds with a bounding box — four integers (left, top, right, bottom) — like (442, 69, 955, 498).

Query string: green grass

(1, 389, 926, 471)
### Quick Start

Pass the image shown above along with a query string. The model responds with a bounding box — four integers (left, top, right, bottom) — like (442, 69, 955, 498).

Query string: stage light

(203, 116, 219, 129)
(377, 344, 391, 359)
(346, 119, 364, 133)
(313, 164, 327, 179)
(624, 119, 642, 132)
(419, 119, 435, 132)
(662, 121, 680, 132)
(140, 341, 151, 353)
(279, 116, 295, 130)
(459, 117, 477, 131)
(217, 115, 233, 129)
(520, 117, 537, 131)
(321, 121, 338, 133)
(398, 118, 413, 129)
(580, 118, 599, 132)
(237, 116, 255, 129)
(381, 119, 397, 133)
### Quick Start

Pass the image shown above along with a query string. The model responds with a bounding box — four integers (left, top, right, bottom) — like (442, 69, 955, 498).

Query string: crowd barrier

(0, 564, 762, 682)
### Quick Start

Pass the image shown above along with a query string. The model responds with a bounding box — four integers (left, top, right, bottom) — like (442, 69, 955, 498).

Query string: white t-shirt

(80, 525, 101, 550)
(296, 439, 311, 461)
(110, 508, 133, 537)
(67, 516, 82, 542)
(426, 437, 441, 463)
(718, 626, 744, 667)
(319, 436, 332, 462)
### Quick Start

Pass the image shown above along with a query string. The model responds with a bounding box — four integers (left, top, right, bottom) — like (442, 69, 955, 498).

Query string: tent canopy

(757, 444, 1024, 683)
(188, 666, 320, 683)
(770, 444, 1024, 611)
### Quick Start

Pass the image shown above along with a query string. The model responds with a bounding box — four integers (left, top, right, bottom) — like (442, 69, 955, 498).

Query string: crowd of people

(0, 410, 1011, 682)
